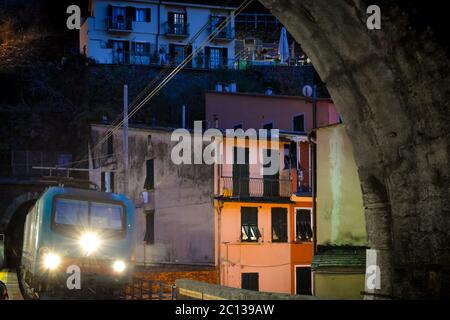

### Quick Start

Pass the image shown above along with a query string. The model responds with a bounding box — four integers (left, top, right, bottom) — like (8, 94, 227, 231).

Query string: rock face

(259, 0, 450, 299)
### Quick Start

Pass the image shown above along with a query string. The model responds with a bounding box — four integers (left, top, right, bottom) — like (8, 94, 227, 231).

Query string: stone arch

(259, 0, 450, 299)
(1, 192, 40, 230)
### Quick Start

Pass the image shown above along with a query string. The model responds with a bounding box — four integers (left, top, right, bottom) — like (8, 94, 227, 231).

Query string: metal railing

(122, 278, 177, 300)
(220, 176, 292, 199)
(106, 17, 133, 31)
(163, 22, 189, 37)
(209, 26, 235, 41)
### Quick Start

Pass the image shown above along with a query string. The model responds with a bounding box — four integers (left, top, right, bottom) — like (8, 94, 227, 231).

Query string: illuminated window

(296, 209, 313, 242)
(272, 208, 288, 242)
(241, 207, 261, 242)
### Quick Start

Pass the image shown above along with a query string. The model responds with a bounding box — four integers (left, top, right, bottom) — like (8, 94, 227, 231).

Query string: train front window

(91, 202, 123, 231)
(53, 197, 125, 236)
(54, 199, 89, 227)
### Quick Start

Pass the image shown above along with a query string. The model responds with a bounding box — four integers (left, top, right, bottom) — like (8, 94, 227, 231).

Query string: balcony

(163, 22, 189, 37)
(106, 17, 133, 32)
(219, 176, 292, 201)
(209, 26, 235, 41)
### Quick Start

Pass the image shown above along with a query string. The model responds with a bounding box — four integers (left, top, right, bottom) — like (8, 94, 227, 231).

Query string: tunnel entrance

(4, 200, 36, 268)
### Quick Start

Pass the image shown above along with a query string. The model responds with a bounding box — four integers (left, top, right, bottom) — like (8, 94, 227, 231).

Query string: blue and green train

(20, 187, 135, 299)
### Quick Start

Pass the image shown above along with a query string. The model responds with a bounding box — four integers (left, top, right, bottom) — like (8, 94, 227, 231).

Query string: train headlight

(79, 232, 101, 255)
(112, 260, 126, 273)
(43, 252, 61, 270)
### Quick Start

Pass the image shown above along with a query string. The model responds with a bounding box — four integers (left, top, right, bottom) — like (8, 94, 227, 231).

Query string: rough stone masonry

(259, 0, 450, 299)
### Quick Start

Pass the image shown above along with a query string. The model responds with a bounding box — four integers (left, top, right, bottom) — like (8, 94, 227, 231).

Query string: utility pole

(123, 84, 129, 196)
(182, 104, 186, 129)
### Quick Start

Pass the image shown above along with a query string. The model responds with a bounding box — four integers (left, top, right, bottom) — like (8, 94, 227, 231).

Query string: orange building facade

(206, 91, 340, 295)
(214, 135, 314, 295)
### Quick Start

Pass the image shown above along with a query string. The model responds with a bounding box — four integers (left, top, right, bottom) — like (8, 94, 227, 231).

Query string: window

(135, 8, 150, 22)
(54, 198, 125, 232)
(205, 47, 227, 69)
(144, 210, 155, 244)
(54, 199, 89, 227)
(242, 273, 259, 291)
(296, 209, 313, 242)
(272, 208, 288, 242)
(241, 207, 261, 242)
(90, 202, 123, 230)
(135, 8, 145, 21)
(296, 266, 312, 295)
(101, 171, 115, 193)
(168, 12, 187, 34)
(293, 115, 305, 132)
(144, 159, 154, 190)
(107, 134, 114, 156)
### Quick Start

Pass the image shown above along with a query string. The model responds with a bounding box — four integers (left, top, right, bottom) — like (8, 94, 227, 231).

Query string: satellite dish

(302, 85, 313, 98)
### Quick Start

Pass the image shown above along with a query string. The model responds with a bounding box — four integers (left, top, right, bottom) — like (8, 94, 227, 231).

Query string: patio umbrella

(278, 27, 290, 64)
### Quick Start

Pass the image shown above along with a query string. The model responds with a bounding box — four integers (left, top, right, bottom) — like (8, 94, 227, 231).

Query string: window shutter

(101, 172, 106, 192)
(144, 210, 155, 244)
(145, 8, 151, 22)
(126, 6, 135, 20)
(131, 42, 136, 54)
(222, 47, 228, 60)
(110, 172, 115, 193)
(168, 12, 175, 24)
(144, 159, 154, 190)
(144, 43, 150, 54)
(107, 4, 112, 17)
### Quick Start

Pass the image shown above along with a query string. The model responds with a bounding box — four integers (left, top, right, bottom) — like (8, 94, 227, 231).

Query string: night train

(20, 187, 135, 299)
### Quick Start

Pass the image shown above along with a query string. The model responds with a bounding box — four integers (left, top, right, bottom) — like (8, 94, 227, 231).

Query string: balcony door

(263, 149, 279, 197)
(233, 147, 249, 197)
(205, 47, 228, 69)
(112, 41, 129, 64)
(112, 6, 126, 29)
(168, 12, 186, 34)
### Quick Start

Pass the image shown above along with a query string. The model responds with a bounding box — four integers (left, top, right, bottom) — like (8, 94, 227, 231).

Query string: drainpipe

(311, 85, 318, 254)
(156, 0, 161, 51)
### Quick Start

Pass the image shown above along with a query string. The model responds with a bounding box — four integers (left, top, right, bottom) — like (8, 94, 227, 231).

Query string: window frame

(241, 272, 259, 291)
(144, 210, 155, 244)
(241, 207, 261, 243)
(271, 207, 288, 243)
(295, 265, 313, 295)
(144, 158, 155, 190)
(294, 207, 313, 242)
(293, 114, 306, 133)
(51, 195, 127, 239)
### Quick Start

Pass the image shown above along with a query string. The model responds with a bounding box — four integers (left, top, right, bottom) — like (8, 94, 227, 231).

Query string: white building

(80, 0, 236, 69)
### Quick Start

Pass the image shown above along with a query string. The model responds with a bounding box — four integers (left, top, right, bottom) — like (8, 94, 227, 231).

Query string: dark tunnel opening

(4, 200, 36, 268)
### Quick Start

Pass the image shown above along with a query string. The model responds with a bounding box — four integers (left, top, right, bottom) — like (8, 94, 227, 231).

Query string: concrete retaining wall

(175, 279, 318, 300)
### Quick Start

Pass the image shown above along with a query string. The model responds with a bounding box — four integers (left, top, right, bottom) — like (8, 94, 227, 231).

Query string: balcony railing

(209, 26, 235, 41)
(219, 176, 292, 200)
(163, 22, 189, 37)
(106, 17, 133, 32)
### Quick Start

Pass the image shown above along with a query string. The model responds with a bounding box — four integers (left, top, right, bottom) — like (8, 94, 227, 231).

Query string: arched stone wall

(259, 0, 450, 299)
(0, 192, 40, 229)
